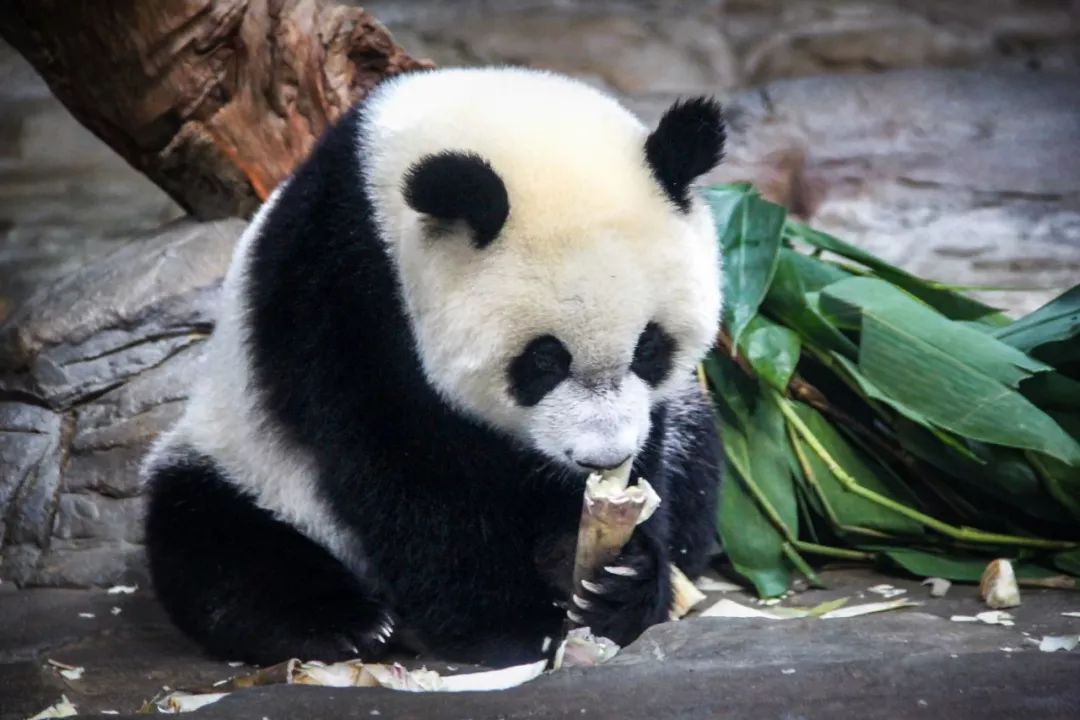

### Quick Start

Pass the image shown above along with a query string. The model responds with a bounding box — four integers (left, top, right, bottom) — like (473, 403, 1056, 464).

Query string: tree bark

(0, 0, 432, 219)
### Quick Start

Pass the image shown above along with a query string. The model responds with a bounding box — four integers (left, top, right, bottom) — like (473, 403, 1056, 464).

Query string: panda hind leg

(145, 448, 393, 666)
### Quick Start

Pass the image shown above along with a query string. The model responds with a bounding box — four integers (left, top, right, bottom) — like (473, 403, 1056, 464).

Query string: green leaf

(1053, 548, 1080, 577)
(1028, 452, 1080, 521)
(739, 315, 801, 391)
(711, 353, 798, 597)
(820, 277, 1080, 465)
(833, 353, 982, 460)
(873, 547, 1067, 582)
(791, 405, 924, 536)
(762, 249, 857, 358)
(717, 463, 791, 598)
(874, 548, 990, 581)
(894, 421, 1077, 527)
(707, 186, 787, 346)
(786, 219, 1008, 325)
(993, 285, 1080, 358)
(1018, 371, 1080, 411)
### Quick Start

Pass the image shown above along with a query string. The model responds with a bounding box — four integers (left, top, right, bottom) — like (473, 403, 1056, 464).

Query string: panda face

(363, 68, 723, 471)
(508, 324, 676, 470)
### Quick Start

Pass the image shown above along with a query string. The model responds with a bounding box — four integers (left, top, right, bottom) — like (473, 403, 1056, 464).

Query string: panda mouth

(571, 454, 633, 473)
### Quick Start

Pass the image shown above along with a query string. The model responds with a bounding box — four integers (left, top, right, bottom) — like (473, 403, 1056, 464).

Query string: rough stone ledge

(4, 570, 1080, 720)
(0, 219, 241, 587)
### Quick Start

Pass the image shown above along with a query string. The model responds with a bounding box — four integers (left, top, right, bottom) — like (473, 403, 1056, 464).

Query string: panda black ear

(403, 151, 509, 249)
(645, 97, 725, 212)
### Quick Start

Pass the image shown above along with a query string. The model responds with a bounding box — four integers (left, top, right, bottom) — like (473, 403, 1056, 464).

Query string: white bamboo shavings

(694, 576, 743, 593)
(921, 577, 951, 597)
(77, 613, 94, 619)
(1037, 635, 1079, 653)
(156, 692, 230, 713)
(700, 596, 916, 621)
(867, 584, 907, 599)
(46, 659, 84, 681)
(289, 658, 547, 692)
(976, 610, 1015, 626)
(106, 584, 138, 595)
(952, 610, 1016, 626)
(1060, 611, 1080, 618)
(438, 660, 548, 691)
(25, 695, 78, 719)
(699, 599, 788, 619)
(819, 598, 920, 619)
(110, 606, 122, 616)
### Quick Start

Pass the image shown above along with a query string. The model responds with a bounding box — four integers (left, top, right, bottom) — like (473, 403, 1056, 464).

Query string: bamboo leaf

(707, 186, 787, 346)
(786, 220, 1008, 325)
(1028, 452, 1080, 521)
(762, 249, 857, 358)
(739, 315, 801, 392)
(1054, 548, 1080, 577)
(821, 277, 1080, 465)
(895, 421, 1077, 527)
(790, 405, 924, 536)
(718, 459, 792, 598)
(993, 285, 1080, 360)
(711, 353, 798, 597)
(873, 547, 1070, 582)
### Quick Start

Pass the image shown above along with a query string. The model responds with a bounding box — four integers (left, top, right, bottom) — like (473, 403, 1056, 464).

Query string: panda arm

(664, 404, 723, 579)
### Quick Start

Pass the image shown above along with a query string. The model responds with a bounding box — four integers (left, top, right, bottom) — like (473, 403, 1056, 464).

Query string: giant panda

(143, 67, 724, 668)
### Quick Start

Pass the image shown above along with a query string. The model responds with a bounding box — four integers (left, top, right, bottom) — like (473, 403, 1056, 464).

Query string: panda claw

(604, 565, 637, 577)
(580, 579, 604, 594)
(572, 593, 592, 610)
(566, 610, 585, 625)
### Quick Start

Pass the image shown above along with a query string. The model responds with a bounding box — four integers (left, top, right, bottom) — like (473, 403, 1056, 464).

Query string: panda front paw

(568, 538, 672, 647)
(260, 597, 397, 664)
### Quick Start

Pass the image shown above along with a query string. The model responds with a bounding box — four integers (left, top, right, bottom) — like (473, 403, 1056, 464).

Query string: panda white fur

(143, 67, 724, 667)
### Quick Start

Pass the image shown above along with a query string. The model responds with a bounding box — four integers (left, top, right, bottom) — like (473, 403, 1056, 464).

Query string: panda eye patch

(631, 322, 676, 386)
(508, 335, 571, 406)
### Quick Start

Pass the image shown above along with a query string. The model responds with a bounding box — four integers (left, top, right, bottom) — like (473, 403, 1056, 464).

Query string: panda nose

(572, 453, 633, 472)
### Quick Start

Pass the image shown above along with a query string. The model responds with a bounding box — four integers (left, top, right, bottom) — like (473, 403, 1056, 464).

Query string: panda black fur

(143, 67, 725, 667)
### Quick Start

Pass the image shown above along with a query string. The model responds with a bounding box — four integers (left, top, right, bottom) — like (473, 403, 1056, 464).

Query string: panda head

(365, 69, 723, 472)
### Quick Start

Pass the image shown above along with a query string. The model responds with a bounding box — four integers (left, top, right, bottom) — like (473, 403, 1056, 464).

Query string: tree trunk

(0, 0, 432, 219)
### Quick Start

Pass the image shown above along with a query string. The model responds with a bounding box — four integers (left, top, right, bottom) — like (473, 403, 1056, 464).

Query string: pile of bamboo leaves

(702, 183, 1080, 597)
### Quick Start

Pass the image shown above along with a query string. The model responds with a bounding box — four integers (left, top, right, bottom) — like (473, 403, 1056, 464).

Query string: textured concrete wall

(1, 0, 1078, 586)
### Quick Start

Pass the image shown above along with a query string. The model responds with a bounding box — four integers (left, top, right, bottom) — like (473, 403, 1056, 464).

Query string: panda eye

(508, 335, 572, 406)
(531, 342, 565, 374)
(631, 322, 676, 387)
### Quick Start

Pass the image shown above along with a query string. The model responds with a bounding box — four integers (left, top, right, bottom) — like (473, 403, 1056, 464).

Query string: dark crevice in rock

(57, 329, 210, 369)
(0, 388, 51, 408)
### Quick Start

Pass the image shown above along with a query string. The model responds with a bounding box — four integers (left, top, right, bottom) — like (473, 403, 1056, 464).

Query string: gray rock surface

(2, 568, 1079, 720)
(0, 43, 182, 316)
(0, 219, 242, 587)
(712, 69, 1080, 315)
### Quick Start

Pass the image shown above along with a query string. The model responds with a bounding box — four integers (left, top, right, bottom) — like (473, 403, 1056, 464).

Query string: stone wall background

(1, 0, 1078, 587)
